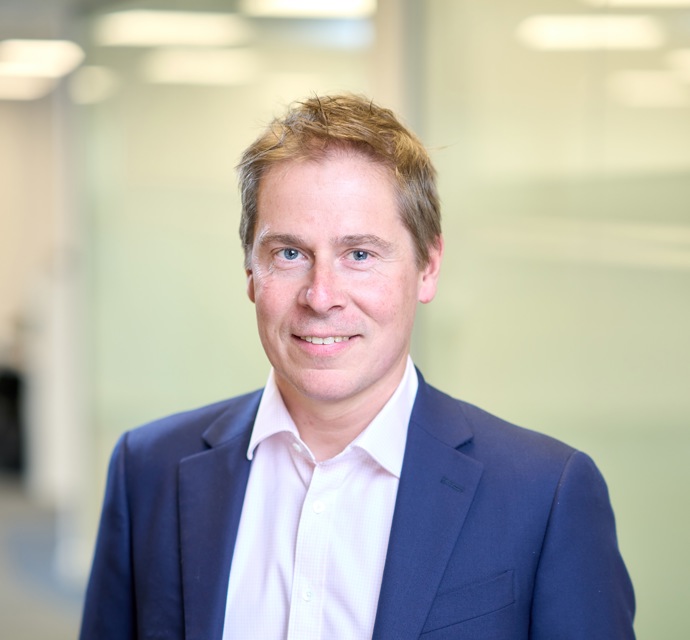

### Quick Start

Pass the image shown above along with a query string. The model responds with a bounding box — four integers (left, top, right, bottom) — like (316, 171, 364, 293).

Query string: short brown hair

(237, 94, 441, 268)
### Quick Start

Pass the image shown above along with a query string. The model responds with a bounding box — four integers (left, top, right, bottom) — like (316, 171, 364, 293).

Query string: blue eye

(281, 248, 300, 260)
(352, 250, 369, 261)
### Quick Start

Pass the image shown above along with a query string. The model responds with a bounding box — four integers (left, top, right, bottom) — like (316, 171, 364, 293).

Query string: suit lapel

(178, 394, 259, 640)
(373, 379, 484, 640)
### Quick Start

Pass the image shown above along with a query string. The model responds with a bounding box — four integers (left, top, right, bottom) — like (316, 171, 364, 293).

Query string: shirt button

(291, 442, 301, 454)
(303, 588, 313, 602)
(312, 500, 325, 514)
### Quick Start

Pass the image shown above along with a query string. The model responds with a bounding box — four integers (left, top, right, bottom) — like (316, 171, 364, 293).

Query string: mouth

(299, 335, 351, 345)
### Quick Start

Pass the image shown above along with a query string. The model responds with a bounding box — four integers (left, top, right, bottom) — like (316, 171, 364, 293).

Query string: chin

(287, 370, 361, 404)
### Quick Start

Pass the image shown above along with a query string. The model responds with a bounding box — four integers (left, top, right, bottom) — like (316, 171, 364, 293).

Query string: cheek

(253, 277, 294, 323)
(356, 278, 417, 325)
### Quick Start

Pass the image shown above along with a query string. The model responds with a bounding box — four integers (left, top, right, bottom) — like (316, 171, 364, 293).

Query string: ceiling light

(240, 0, 376, 19)
(141, 48, 260, 85)
(608, 70, 690, 106)
(516, 15, 664, 50)
(0, 39, 84, 78)
(93, 11, 253, 47)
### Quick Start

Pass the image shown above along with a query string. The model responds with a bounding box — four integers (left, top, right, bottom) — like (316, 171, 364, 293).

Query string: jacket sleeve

(530, 450, 636, 639)
(79, 434, 137, 640)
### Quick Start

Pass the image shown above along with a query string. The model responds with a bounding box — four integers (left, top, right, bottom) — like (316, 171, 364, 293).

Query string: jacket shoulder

(124, 389, 263, 461)
(417, 380, 579, 473)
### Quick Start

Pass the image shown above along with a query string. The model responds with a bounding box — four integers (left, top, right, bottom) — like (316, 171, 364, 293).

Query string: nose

(299, 258, 345, 314)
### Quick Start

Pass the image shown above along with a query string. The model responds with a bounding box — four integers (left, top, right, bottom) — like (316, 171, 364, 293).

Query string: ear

(246, 269, 255, 303)
(418, 236, 444, 304)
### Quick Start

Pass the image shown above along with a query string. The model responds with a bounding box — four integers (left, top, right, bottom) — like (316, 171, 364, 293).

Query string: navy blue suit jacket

(80, 374, 635, 639)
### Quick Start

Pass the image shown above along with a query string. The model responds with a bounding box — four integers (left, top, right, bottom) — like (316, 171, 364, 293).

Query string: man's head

(239, 94, 443, 425)
(237, 94, 441, 269)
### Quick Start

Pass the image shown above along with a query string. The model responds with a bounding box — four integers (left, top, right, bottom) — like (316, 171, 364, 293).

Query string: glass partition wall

(417, 2, 690, 637)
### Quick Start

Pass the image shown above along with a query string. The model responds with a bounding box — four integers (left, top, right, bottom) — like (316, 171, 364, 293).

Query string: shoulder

(121, 389, 263, 464)
(414, 378, 584, 482)
(459, 398, 576, 460)
(414, 380, 617, 541)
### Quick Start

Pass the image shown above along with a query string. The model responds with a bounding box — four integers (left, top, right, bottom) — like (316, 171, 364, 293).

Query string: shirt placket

(286, 458, 346, 640)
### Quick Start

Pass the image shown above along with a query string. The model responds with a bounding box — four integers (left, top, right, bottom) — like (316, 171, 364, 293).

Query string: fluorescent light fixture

(516, 15, 664, 50)
(69, 66, 120, 104)
(141, 48, 260, 85)
(240, 0, 376, 18)
(0, 76, 57, 100)
(608, 70, 690, 106)
(584, 0, 690, 6)
(94, 11, 253, 47)
(0, 39, 84, 78)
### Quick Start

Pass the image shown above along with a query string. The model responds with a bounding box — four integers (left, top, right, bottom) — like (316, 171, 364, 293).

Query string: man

(80, 94, 635, 639)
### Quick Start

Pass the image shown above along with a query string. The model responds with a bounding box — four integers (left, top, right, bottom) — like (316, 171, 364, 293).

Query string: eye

(280, 248, 301, 260)
(351, 250, 370, 261)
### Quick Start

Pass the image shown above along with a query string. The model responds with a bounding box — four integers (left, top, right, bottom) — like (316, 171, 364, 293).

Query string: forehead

(258, 151, 396, 202)
(257, 155, 400, 236)
(254, 155, 412, 254)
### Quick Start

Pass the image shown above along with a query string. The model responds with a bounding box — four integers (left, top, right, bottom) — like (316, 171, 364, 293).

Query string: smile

(300, 336, 351, 345)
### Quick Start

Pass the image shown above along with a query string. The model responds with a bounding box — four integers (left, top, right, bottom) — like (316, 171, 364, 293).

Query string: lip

(292, 333, 359, 352)
(300, 335, 351, 345)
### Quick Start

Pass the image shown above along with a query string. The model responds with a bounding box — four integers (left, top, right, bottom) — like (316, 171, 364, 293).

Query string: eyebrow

(256, 232, 303, 248)
(340, 234, 395, 252)
(256, 232, 395, 253)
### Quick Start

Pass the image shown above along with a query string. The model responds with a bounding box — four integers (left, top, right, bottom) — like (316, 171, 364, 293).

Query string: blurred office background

(1, 0, 689, 637)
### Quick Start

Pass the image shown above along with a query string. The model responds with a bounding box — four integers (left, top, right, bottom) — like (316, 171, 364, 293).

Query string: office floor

(0, 474, 82, 640)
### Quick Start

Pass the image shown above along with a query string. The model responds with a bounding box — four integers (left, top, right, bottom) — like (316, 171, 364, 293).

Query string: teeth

(301, 336, 350, 345)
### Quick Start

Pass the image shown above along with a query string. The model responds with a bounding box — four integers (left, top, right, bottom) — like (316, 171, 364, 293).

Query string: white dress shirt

(222, 357, 418, 640)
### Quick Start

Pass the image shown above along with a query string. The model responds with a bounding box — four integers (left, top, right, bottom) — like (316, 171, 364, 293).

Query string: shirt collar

(247, 369, 300, 460)
(247, 357, 418, 479)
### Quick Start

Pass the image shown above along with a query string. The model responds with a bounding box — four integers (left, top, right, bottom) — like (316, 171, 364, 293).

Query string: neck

(277, 371, 407, 462)
(286, 399, 383, 462)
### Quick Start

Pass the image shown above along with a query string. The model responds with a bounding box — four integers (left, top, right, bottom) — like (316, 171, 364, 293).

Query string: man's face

(246, 152, 442, 415)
